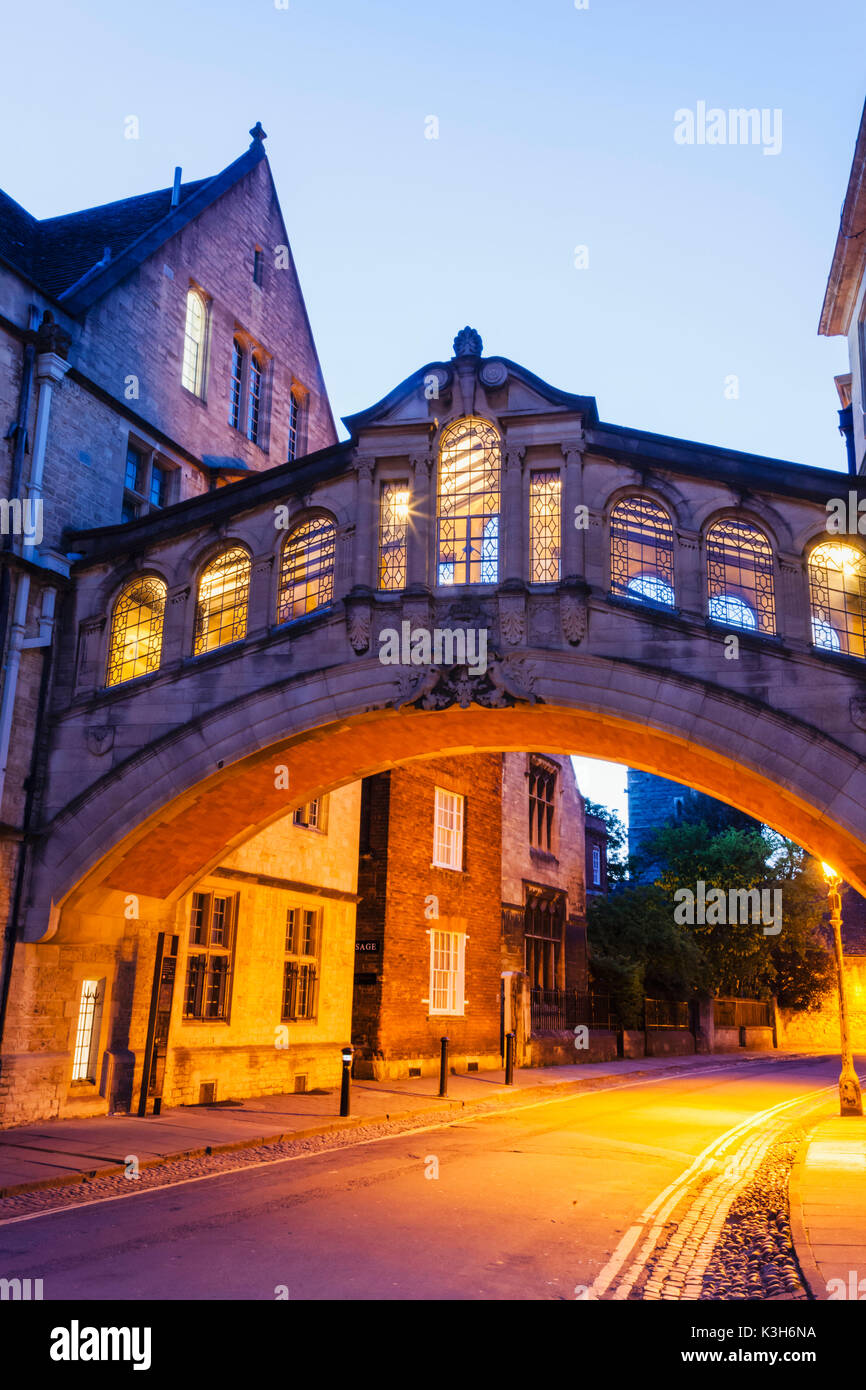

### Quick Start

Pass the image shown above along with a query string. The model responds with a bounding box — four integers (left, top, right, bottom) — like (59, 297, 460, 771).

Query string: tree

(584, 798, 628, 884)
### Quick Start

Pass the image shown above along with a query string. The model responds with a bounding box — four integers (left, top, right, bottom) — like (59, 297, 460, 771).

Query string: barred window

(184, 892, 237, 1021)
(283, 906, 320, 1021)
(437, 417, 500, 585)
(610, 497, 675, 606)
(71, 979, 104, 1082)
(378, 480, 409, 591)
(247, 353, 263, 444)
(809, 542, 866, 658)
(529, 471, 561, 582)
(181, 288, 207, 396)
(706, 519, 775, 634)
(529, 758, 557, 851)
(106, 576, 167, 687)
(229, 339, 244, 429)
(194, 547, 250, 655)
(277, 517, 336, 623)
(428, 929, 465, 1016)
(524, 888, 565, 990)
(433, 787, 464, 870)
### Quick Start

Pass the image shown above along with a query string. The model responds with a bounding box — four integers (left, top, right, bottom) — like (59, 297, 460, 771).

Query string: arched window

(610, 497, 675, 606)
(106, 576, 167, 687)
(193, 547, 250, 656)
(437, 417, 501, 585)
(809, 542, 866, 658)
(181, 288, 207, 397)
(706, 519, 775, 634)
(247, 353, 263, 444)
(229, 339, 244, 429)
(277, 517, 336, 624)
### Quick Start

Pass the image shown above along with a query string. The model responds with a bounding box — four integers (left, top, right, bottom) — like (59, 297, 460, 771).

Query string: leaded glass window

(277, 517, 336, 624)
(529, 471, 561, 583)
(437, 417, 501, 585)
(379, 480, 409, 591)
(106, 576, 167, 687)
(809, 542, 866, 658)
(193, 547, 250, 655)
(610, 497, 675, 606)
(706, 519, 775, 634)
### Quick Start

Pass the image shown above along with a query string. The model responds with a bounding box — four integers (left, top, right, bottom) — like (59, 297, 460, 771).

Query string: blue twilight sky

(1, 0, 863, 816)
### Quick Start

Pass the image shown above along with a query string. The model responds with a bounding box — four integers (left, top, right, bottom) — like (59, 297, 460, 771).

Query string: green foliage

(587, 884, 706, 1026)
(584, 798, 628, 884)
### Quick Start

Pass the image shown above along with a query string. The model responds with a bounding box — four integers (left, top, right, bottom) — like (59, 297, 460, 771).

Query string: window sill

(430, 863, 463, 873)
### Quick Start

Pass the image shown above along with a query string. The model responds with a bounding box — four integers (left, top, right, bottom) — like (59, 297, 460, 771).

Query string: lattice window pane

(529, 471, 561, 583)
(71, 979, 102, 1082)
(437, 417, 501, 585)
(378, 480, 409, 591)
(194, 547, 250, 655)
(706, 519, 775, 635)
(106, 576, 167, 687)
(277, 518, 336, 623)
(229, 339, 244, 429)
(247, 354, 263, 444)
(610, 497, 675, 606)
(809, 542, 866, 658)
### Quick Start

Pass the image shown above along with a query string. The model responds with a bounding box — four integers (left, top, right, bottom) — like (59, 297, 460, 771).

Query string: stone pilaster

(561, 438, 585, 581)
(503, 446, 525, 582)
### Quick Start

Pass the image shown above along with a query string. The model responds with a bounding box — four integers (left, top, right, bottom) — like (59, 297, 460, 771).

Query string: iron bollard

(505, 1030, 515, 1085)
(438, 1036, 449, 1097)
(340, 1044, 354, 1117)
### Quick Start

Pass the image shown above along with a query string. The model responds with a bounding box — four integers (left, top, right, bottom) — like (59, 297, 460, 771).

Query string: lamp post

(821, 863, 863, 1117)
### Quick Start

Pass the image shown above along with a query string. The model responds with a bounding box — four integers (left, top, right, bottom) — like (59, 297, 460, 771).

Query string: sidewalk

(0, 1048, 815, 1198)
(790, 1115, 866, 1300)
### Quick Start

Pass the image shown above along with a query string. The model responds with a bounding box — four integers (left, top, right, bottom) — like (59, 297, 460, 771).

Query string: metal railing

(529, 988, 616, 1033)
(645, 997, 691, 1029)
(714, 998, 773, 1029)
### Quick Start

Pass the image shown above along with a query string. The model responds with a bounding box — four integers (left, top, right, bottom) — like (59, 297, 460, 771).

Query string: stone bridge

(25, 331, 866, 939)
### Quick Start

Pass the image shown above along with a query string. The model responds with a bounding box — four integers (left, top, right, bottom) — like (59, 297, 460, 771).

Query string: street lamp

(821, 862, 863, 1116)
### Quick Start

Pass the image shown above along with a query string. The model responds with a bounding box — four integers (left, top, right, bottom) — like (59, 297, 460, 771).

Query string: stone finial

(452, 326, 483, 358)
(249, 122, 267, 145)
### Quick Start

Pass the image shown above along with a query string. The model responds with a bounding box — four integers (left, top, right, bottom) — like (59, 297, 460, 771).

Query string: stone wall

(777, 960, 866, 1049)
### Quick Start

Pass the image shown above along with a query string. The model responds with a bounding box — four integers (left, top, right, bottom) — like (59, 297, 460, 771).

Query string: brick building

(352, 752, 588, 1079)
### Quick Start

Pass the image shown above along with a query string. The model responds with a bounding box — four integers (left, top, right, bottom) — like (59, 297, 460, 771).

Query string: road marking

(0, 1056, 837, 1229)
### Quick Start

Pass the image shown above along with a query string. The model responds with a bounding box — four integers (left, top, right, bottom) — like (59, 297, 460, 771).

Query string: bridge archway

(28, 652, 866, 941)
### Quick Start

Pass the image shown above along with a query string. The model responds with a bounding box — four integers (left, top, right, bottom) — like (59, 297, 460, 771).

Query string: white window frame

(428, 929, 466, 1016)
(181, 286, 209, 398)
(432, 787, 464, 870)
(71, 978, 105, 1082)
(592, 844, 601, 886)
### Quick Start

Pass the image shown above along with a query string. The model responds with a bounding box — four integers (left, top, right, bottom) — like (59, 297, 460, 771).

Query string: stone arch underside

(30, 654, 866, 940)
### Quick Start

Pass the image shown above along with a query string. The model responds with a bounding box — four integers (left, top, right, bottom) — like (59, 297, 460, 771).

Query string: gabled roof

(820, 97, 866, 337)
(0, 126, 269, 313)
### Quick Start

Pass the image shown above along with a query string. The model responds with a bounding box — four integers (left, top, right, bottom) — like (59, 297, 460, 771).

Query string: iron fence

(714, 998, 773, 1029)
(645, 997, 691, 1029)
(530, 988, 616, 1033)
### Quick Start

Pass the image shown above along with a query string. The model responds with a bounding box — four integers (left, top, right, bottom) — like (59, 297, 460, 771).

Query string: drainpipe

(839, 404, 857, 476)
(0, 306, 40, 663)
(0, 347, 69, 807)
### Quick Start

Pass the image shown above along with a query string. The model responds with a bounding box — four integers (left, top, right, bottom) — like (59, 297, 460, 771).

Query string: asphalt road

(0, 1055, 845, 1300)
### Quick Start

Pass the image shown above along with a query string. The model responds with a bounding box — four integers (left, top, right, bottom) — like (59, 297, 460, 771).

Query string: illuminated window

(181, 288, 207, 396)
(379, 480, 410, 591)
(71, 979, 104, 1082)
(437, 417, 501, 585)
(433, 787, 464, 870)
(106, 576, 167, 687)
(610, 497, 675, 606)
(247, 353, 263, 444)
(529, 758, 557, 851)
(277, 517, 336, 623)
(283, 907, 320, 1021)
(706, 519, 775, 634)
(229, 339, 244, 429)
(529, 471, 561, 583)
(809, 542, 866, 658)
(429, 929, 465, 1015)
(193, 547, 250, 655)
(184, 892, 237, 1020)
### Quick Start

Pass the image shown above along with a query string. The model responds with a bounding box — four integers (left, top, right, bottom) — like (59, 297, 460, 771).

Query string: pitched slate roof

(0, 128, 267, 311)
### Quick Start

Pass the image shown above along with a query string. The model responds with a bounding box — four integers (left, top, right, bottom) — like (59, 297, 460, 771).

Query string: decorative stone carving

(168, 585, 190, 607)
(530, 601, 557, 641)
(480, 360, 508, 388)
(498, 590, 526, 645)
(394, 653, 538, 711)
(850, 697, 866, 732)
(504, 446, 526, 472)
(561, 592, 588, 645)
(452, 326, 483, 358)
(86, 726, 115, 757)
(355, 457, 375, 483)
(344, 590, 372, 653)
(676, 530, 699, 551)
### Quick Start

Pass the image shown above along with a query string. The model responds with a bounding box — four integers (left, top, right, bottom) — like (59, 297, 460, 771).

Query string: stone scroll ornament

(344, 592, 372, 654)
(394, 654, 538, 711)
